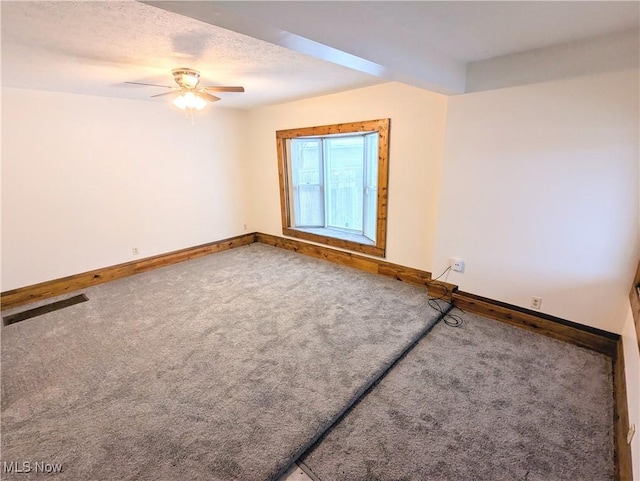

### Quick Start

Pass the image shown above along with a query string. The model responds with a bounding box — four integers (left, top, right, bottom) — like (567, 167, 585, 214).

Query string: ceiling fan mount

(172, 68, 201, 89)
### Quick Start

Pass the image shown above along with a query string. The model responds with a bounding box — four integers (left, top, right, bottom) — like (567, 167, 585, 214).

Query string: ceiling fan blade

(125, 81, 174, 88)
(202, 86, 245, 93)
(150, 91, 177, 98)
(199, 92, 221, 103)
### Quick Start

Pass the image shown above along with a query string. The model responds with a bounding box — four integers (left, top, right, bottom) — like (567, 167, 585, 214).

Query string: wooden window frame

(276, 119, 390, 257)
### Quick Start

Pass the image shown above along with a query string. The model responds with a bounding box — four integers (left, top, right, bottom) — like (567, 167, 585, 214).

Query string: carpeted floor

(301, 311, 615, 481)
(1, 244, 446, 480)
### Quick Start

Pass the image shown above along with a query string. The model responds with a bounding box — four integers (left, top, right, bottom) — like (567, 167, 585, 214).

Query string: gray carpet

(1, 244, 446, 480)
(302, 311, 614, 481)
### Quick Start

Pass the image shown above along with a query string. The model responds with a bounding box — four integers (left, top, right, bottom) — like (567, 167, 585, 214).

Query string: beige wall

(1, 87, 250, 291)
(246, 82, 448, 271)
(436, 69, 639, 333)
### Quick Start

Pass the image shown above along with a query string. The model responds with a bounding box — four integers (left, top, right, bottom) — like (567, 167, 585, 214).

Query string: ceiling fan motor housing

(172, 68, 200, 88)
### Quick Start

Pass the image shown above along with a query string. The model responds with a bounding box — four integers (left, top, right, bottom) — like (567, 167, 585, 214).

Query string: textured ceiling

(2, 1, 638, 107)
(0, 1, 382, 109)
(153, 0, 639, 95)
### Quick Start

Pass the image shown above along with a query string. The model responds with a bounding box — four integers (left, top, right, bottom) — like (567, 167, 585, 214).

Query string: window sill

(296, 227, 374, 245)
(283, 227, 385, 257)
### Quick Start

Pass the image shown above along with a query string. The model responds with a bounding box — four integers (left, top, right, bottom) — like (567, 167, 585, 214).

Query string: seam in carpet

(270, 302, 454, 481)
(297, 461, 323, 481)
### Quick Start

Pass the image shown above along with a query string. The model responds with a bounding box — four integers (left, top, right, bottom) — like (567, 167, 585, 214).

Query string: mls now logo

(3, 461, 63, 474)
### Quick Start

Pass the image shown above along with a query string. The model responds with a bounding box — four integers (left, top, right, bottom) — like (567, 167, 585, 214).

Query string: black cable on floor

(426, 266, 465, 328)
(271, 303, 455, 481)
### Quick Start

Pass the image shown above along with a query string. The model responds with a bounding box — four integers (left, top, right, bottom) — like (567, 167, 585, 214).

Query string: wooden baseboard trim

(0, 233, 256, 310)
(255, 232, 456, 299)
(452, 291, 619, 358)
(614, 339, 634, 481)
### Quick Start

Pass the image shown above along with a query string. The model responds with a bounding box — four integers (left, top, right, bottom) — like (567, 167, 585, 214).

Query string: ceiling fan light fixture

(173, 91, 207, 111)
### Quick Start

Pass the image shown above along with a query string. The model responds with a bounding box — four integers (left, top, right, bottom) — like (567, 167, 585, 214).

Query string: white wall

(246, 82, 448, 271)
(1, 88, 250, 291)
(434, 69, 639, 333)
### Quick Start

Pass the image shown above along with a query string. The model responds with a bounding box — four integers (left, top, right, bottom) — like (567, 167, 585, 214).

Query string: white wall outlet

(449, 258, 464, 273)
(243, 224, 247, 231)
(530, 296, 542, 309)
(132, 247, 139, 256)
(628, 423, 636, 444)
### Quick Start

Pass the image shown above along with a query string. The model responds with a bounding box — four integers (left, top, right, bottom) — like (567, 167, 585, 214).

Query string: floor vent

(3, 294, 88, 326)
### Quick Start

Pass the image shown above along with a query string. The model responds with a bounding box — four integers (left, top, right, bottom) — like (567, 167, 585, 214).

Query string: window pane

(363, 133, 378, 242)
(297, 185, 324, 226)
(290, 139, 323, 227)
(293, 139, 321, 185)
(325, 136, 364, 232)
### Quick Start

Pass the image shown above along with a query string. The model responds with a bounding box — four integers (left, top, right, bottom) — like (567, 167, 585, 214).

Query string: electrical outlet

(449, 258, 464, 273)
(530, 296, 542, 310)
(132, 247, 139, 256)
(243, 224, 247, 231)
(628, 423, 636, 444)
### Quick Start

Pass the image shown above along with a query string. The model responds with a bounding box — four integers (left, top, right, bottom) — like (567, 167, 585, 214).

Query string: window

(276, 119, 390, 257)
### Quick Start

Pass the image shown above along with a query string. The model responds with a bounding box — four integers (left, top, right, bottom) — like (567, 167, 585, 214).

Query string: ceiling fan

(126, 68, 244, 111)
